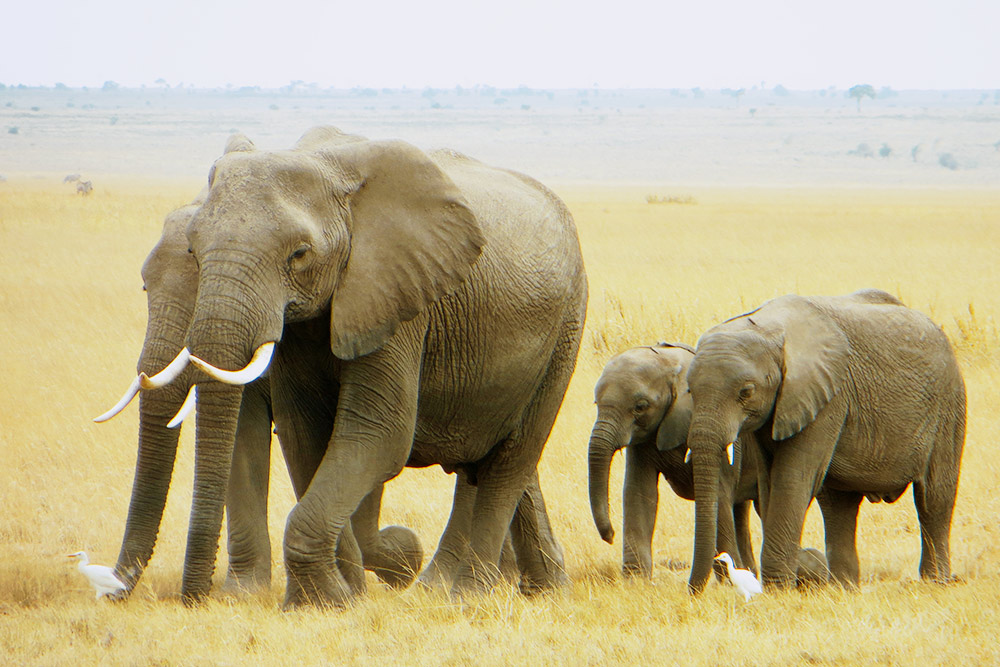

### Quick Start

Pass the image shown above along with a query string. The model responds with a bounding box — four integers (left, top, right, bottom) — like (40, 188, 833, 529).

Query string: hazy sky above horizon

(4, 0, 997, 90)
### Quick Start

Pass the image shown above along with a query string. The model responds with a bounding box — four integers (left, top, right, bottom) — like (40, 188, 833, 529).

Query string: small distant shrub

(848, 143, 874, 158)
(879, 143, 892, 158)
(938, 153, 959, 170)
(911, 145, 922, 162)
(30, 106, 40, 112)
(109, 116, 118, 125)
(269, 104, 279, 111)
(7, 126, 18, 135)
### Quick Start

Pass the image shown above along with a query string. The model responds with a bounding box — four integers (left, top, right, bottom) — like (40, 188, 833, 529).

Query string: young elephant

(588, 343, 759, 578)
(685, 289, 965, 592)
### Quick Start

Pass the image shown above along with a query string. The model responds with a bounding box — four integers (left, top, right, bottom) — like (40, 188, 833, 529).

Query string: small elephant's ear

(656, 388, 693, 452)
(320, 139, 485, 359)
(770, 297, 850, 441)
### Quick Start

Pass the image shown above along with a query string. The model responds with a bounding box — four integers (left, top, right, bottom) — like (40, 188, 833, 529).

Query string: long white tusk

(139, 348, 191, 389)
(189, 342, 275, 386)
(94, 376, 142, 423)
(167, 385, 197, 428)
(684, 448, 691, 464)
(727, 442, 735, 466)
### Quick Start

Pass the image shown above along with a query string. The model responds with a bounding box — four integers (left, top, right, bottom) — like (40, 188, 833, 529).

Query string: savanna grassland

(1, 180, 999, 665)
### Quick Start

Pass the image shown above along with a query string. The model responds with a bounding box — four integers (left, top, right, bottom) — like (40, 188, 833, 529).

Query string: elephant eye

(634, 400, 650, 413)
(738, 383, 755, 400)
(288, 244, 311, 264)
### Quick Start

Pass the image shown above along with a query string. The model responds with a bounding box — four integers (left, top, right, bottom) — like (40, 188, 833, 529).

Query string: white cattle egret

(67, 551, 127, 599)
(714, 551, 762, 601)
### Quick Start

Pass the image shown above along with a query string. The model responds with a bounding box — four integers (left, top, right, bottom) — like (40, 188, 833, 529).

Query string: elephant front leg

(621, 446, 659, 578)
(223, 381, 274, 594)
(282, 329, 420, 610)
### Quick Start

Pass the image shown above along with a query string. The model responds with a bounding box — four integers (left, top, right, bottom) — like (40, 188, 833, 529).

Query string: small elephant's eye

(738, 384, 755, 401)
(634, 400, 650, 413)
(288, 244, 311, 264)
(187, 247, 193, 254)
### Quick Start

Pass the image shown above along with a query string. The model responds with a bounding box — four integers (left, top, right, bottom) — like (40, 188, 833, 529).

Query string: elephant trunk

(588, 415, 628, 544)
(114, 302, 193, 591)
(181, 379, 243, 602)
(687, 413, 731, 594)
(179, 255, 281, 602)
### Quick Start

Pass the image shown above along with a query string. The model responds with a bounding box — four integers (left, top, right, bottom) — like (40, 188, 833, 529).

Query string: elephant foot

(518, 567, 569, 597)
(367, 525, 423, 589)
(795, 547, 831, 588)
(222, 566, 272, 596)
(282, 564, 357, 610)
(450, 561, 501, 601)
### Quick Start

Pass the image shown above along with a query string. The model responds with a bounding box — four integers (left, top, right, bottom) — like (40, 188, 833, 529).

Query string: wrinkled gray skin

(111, 184, 422, 599)
(587, 343, 759, 578)
(120, 127, 586, 608)
(685, 289, 965, 593)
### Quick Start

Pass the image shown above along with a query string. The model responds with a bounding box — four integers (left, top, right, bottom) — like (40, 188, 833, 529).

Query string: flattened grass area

(1, 180, 998, 665)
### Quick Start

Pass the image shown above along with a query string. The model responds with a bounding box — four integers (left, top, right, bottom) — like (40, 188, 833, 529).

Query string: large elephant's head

(157, 127, 482, 601)
(684, 294, 850, 592)
(588, 342, 694, 544)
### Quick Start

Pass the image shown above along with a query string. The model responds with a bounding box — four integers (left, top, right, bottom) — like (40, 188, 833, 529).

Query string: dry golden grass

(2, 180, 999, 665)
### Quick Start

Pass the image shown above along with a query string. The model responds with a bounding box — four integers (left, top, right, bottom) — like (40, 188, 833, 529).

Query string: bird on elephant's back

(96, 126, 587, 608)
(684, 289, 965, 593)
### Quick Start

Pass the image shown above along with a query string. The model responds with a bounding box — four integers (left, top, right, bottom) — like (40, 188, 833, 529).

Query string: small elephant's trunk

(588, 417, 626, 544)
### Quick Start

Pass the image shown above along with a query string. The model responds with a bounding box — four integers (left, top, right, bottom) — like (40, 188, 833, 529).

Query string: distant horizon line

(2, 82, 997, 93)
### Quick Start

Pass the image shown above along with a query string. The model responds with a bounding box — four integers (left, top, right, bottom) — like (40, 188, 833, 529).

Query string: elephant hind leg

(452, 315, 582, 598)
(352, 484, 423, 589)
(509, 469, 568, 595)
(913, 410, 964, 583)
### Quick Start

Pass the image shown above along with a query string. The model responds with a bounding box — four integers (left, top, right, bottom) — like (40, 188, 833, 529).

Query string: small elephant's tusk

(727, 442, 735, 466)
(138, 348, 191, 389)
(189, 342, 275, 386)
(93, 376, 141, 423)
(167, 385, 197, 428)
(684, 448, 691, 464)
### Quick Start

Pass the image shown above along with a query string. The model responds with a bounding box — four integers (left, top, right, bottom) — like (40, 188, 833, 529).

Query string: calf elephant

(588, 343, 759, 578)
(685, 289, 965, 592)
(100, 126, 587, 608)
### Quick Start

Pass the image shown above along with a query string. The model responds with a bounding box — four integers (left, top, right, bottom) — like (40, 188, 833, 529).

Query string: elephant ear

(320, 139, 486, 359)
(656, 387, 692, 452)
(768, 297, 850, 441)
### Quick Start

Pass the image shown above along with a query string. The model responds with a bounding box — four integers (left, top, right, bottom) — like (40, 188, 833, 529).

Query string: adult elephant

(587, 343, 759, 578)
(111, 126, 586, 608)
(684, 289, 965, 592)
(97, 172, 420, 598)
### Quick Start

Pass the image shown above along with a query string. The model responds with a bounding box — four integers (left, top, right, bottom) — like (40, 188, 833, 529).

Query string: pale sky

(4, 0, 997, 90)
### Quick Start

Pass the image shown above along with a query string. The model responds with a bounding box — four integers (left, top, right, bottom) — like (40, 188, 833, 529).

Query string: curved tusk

(684, 448, 691, 464)
(727, 442, 735, 466)
(189, 342, 275, 386)
(139, 348, 191, 389)
(167, 385, 197, 428)
(93, 376, 141, 423)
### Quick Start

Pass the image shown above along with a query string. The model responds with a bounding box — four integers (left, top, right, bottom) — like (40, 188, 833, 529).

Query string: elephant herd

(94, 126, 965, 609)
